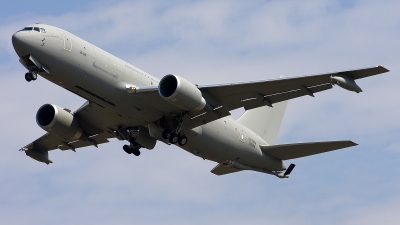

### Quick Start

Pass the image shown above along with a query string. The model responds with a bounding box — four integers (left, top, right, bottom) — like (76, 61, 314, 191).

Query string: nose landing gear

(25, 63, 39, 82)
(25, 71, 37, 82)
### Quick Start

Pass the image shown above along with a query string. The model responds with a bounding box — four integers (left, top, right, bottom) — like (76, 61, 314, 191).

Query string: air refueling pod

(331, 74, 362, 93)
(24, 148, 53, 164)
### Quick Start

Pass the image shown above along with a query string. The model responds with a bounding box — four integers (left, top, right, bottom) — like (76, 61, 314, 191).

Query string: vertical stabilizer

(237, 101, 288, 145)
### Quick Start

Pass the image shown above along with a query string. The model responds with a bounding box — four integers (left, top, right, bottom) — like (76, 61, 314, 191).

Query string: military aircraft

(12, 23, 389, 178)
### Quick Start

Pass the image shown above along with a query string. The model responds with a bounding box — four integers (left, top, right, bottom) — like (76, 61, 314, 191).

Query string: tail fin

(237, 101, 288, 145)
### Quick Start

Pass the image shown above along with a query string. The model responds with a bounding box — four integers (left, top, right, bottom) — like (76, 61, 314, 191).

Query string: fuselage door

(63, 33, 72, 51)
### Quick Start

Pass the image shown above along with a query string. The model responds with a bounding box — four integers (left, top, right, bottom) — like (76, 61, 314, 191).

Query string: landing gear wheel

(178, 135, 188, 146)
(123, 145, 132, 154)
(31, 72, 37, 80)
(169, 133, 179, 144)
(25, 73, 32, 82)
(132, 149, 141, 156)
(162, 129, 171, 139)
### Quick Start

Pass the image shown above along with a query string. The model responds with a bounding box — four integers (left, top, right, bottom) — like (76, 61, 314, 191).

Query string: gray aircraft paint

(12, 23, 389, 177)
(13, 24, 284, 170)
(238, 101, 288, 146)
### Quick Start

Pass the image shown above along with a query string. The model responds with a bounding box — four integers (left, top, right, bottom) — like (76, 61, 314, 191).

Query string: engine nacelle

(158, 75, 206, 111)
(36, 104, 83, 140)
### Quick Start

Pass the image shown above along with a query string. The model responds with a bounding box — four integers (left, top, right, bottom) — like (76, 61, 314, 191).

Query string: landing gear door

(133, 126, 157, 150)
(63, 33, 72, 51)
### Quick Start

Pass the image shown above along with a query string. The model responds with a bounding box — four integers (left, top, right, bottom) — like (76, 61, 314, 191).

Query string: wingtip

(377, 65, 390, 72)
(350, 141, 358, 146)
(343, 140, 358, 147)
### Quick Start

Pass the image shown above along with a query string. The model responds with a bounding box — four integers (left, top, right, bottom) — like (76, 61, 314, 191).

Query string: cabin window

(34, 27, 40, 32)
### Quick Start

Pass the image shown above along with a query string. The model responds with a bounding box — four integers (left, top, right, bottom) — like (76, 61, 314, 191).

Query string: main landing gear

(123, 143, 141, 156)
(158, 114, 189, 146)
(162, 129, 188, 146)
(118, 128, 142, 156)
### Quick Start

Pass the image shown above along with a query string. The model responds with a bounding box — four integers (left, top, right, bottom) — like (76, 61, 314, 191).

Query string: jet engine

(158, 75, 206, 111)
(36, 104, 83, 140)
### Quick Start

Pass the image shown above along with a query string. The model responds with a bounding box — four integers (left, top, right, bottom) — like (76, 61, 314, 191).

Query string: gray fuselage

(12, 24, 285, 171)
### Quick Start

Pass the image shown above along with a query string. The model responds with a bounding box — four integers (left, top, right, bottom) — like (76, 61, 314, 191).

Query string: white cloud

(1, 0, 400, 224)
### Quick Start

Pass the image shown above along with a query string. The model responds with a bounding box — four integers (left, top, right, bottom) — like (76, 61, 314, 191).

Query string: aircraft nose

(12, 31, 29, 56)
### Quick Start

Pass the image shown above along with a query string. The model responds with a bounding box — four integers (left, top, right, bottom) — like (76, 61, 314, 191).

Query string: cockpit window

(19, 26, 46, 33)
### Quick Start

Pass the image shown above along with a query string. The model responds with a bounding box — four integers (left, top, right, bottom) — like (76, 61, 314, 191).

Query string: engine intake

(36, 104, 83, 140)
(158, 75, 206, 111)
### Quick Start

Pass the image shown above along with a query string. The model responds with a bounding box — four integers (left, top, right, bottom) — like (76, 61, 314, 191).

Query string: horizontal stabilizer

(260, 140, 357, 160)
(211, 163, 243, 176)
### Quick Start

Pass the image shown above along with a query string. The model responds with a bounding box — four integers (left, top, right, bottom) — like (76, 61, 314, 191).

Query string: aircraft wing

(20, 129, 116, 152)
(197, 66, 388, 112)
(132, 66, 388, 128)
(19, 101, 123, 164)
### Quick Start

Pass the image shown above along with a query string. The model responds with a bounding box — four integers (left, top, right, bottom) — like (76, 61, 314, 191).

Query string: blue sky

(1, 0, 400, 224)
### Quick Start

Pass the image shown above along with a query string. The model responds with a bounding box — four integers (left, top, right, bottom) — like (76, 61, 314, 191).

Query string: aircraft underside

(11, 23, 389, 178)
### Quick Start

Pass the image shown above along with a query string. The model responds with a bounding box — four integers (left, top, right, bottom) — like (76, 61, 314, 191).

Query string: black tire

(132, 149, 141, 156)
(178, 135, 188, 146)
(162, 129, 171, 139)
(169, 133, 179, 144)
(25, 73, 32, 82)
(123, 145, 132, 154)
